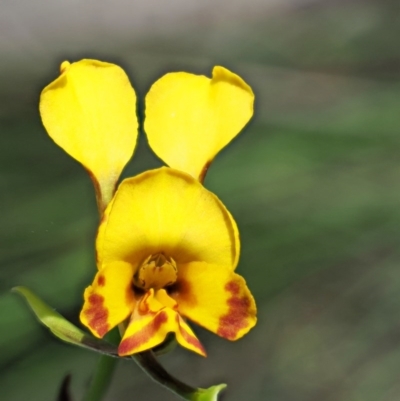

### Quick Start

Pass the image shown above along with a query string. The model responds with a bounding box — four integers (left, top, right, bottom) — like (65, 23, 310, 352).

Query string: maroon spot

(118, 311, 168, 355)
(97, 275, 105, 287)
(176, 315, 206, 356)
(83, 294, 109, 337)
(225, 281, 240, 295)
(169, 279, 197, 307)
(217, 280, 251, 340)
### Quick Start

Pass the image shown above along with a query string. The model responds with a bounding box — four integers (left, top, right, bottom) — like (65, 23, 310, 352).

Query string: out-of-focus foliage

(2, 0, 400, 400)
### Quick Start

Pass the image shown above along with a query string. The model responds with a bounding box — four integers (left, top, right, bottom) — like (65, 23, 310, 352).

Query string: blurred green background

(2, 0, 400, 400)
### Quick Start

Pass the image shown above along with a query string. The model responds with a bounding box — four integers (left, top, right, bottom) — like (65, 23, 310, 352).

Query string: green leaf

(133, 351, 227, 401)
(12, 286, 119, 357)
(191, 384, 227, 401)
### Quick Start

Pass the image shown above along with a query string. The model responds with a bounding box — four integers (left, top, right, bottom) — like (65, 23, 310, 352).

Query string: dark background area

(2, 0, 400, 400)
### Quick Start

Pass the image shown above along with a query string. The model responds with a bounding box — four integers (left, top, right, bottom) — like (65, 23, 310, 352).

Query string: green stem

(82, 329, 120, 401)
(133, 351, 226, 401)
(134, 351, 195, 399)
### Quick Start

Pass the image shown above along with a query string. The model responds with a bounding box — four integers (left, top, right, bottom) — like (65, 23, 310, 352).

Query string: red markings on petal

(170, 279, 197, 307)
(226, 281, 240, 294)
(118, 311, 168, 356)
(138, 290, 153, 314)
(97, 275, 106, 287)
(217, 280, 252, 340)
(176, 315, 206, 356)
(83, 294, 109, 337)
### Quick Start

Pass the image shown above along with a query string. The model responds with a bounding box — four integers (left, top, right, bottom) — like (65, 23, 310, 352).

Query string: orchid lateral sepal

(133, 351, 227, 401)
(12, 286, 120, 357)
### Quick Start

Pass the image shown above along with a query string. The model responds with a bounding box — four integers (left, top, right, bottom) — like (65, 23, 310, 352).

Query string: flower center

(134, 253, 177, 291)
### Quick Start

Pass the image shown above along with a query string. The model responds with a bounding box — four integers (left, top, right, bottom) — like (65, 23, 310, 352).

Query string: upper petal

(40, 59, 138, 211)
(144, 66, 254, 181)
(96, 167, 239, 272)
(171, 261, 257, 341)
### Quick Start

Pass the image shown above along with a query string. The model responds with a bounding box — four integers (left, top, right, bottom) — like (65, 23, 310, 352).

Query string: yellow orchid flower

(39, 59, 256, 357)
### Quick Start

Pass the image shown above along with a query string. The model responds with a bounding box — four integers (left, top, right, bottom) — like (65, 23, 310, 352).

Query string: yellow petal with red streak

(80, 261, 135, 338)
(118, 289, 205, 356)
(171, 261, 257, 341)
